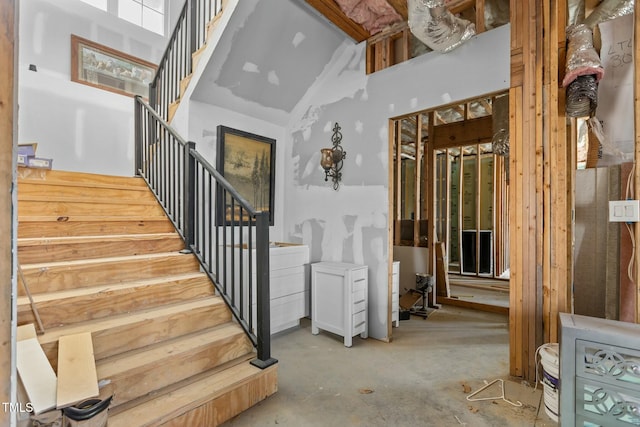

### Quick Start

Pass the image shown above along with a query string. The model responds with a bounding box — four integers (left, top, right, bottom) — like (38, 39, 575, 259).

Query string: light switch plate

(609, 200, 640, 222)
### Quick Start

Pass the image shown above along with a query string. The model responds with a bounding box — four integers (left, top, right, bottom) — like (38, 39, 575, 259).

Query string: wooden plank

(432, 116, 494, 149)
(39, 297, 228, 371)
(388, 119, 396, 340)
(17, 273, 214, 329)
(18, 233, 184, 264)
(18, 217, 175, 238)
(57, 332, 99, 408)
(0, 2, 15, 423)
(18, 199, 165, 217)
(435, 242, 450, 297)
(436, 296, 509, 315)
(634, 0, 640, 323)
(414, 114, 423, 246)
(17, 338, 57, 414)
(97, 325, 252, 407)
(18, 253, 200, 295)
(17, 323, 37, 341)
(18, 169, 145, 187)
(108, 363, 277, 427)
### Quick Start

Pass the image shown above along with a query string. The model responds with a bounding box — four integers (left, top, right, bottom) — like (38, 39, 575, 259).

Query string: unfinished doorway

(391, 91, 510, 310)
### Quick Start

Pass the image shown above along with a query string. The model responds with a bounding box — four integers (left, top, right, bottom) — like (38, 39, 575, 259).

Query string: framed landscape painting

(216, 126, 276, 225)
(71, 34, 156, 99)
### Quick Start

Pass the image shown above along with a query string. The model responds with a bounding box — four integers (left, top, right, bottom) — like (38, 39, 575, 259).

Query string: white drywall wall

(18, 0, 166, 176)
(283, 25, 511, 341)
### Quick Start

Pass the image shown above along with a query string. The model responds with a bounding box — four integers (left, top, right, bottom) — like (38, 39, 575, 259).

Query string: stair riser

(18, 219, 176, 238)
(19, 255, 201, 295)
(160, 367, 278, 427)
(19, 200, 166, 217)
(98, 332, 254, 408)
(40, 300, 230, 371)
(18, 184, 157, 201)
(18, 236, 185, 263)
(18, 169, 148, 187)
(18, 277, 214, 330)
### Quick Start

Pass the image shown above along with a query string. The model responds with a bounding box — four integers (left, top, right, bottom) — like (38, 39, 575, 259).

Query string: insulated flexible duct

(563, 24, 602, 117)
(407, 0, 476, 53)
(583, 0, 634, 29)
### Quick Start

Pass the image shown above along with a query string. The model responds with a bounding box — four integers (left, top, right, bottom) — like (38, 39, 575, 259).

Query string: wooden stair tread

(18, 233, 181, 247)
(21, 251, 195, 269)
(19, 215, 170, 222)
(107, 360, 276, 427)
(18, 194, 161, 206)
(96, 324, 254, 407)
(36, 297, 230, 370)
(36, 297, 225, 348)
(18, 169, 148, 187)
(18, 178, 150, 192)
(97, 323, 248, 375)
(17, 272, 209, 304)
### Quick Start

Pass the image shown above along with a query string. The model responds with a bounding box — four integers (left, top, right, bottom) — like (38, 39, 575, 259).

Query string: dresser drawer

(270, 266, 307, 299)
(353, 310, 366, 333)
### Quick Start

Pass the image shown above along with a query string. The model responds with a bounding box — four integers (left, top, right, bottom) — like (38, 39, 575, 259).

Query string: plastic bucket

(539, 343, 560, 421)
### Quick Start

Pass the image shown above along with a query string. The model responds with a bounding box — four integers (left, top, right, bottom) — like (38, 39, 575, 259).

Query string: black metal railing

(134, 96, 277, 369)
(149, 0, 222, 120)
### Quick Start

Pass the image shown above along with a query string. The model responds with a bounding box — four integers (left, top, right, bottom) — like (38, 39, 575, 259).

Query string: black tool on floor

(410, 273, 433, 318)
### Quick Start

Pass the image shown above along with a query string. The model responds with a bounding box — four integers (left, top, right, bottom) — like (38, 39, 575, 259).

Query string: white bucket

(539, 343, 560, 422)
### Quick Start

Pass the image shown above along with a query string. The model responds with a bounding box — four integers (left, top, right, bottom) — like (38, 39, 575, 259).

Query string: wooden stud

(414, 115, 423, 246)
(635, 0, 640, 323)
(0, 1, 15, 423)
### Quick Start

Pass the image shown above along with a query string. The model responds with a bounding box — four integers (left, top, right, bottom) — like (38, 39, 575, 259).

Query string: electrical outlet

(609, 200, 640, 223)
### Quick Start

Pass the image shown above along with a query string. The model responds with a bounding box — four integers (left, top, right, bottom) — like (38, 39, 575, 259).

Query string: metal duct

(407, 0, 476, 53)
(584, 0, 634, 29)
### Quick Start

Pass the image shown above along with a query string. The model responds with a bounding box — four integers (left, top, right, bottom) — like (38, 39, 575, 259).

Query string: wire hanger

(466, 378, 523, 407)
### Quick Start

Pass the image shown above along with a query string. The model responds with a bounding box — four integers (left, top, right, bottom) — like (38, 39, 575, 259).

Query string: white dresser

(392, 261, 400, 327)
(311, 262, 368, 347)
(232, 243, 309, 335)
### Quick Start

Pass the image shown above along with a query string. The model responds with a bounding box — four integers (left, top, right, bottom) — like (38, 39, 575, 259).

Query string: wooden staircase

(17, 168, 277, 426)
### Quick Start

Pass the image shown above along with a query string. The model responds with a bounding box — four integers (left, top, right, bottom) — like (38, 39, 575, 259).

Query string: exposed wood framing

(509, 0, 569, 382)
(414, 114, 423, 245)
(0, 1, 15, 424)
(304, 0, 370, 42)
(635, 1, 640, 323)
(388, 119, 397, 340)
(394, 121, 402, 246)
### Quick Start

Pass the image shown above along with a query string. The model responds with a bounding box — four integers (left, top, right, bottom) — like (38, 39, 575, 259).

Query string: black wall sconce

(320, 122, 346, 190)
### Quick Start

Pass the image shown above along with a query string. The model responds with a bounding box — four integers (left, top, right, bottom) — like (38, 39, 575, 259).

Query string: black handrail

(149, 0, 222, 120)
(135, 96, 277, 369)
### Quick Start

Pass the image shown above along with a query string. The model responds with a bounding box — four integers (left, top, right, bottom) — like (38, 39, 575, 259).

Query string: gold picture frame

(71, 35, 156, 99)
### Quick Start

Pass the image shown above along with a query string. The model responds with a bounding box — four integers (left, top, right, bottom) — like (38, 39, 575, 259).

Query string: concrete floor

(222, 305, 559, 427)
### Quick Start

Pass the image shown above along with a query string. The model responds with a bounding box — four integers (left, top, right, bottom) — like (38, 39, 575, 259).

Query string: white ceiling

(192, 0, 350, 126)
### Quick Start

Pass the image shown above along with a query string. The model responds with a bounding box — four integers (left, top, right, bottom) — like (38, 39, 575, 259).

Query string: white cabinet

(231, 243, 309, 335)
(392, 261, 400, 327)
(311, 262, 368, 347)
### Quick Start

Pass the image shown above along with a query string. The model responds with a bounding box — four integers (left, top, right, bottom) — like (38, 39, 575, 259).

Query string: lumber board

(38, 297, 228, 370)
(17, 273, 214, 329)
(18, 168, 146, 187)
(16, 338, 57, 414)
(436, 296, 509, 315)
(18, 253, 201, 295)
(108, 363, 277, 427)
(17, 323, 37, 341)
(635, 0, 640, 323)
(18, 233, 184, 264)
(56, 332, 99, 409)
(18, 217, 175, 238)
(0, 2, 15, 422)
(18, 182, 156, 200)
(435, 242, 450, 297)
(97, 325, 253, 407)
(18, 199, 165, 217)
